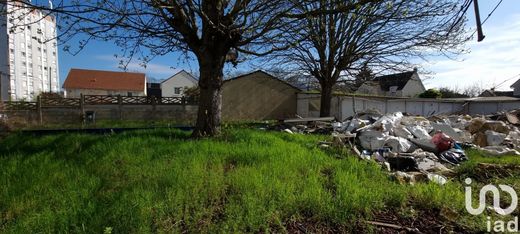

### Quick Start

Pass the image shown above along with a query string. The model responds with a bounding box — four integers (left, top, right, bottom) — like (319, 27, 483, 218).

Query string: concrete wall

(296, 93, 342, 119)
(222, 71, 299, 121)
(297, 93, 520, 120)
(65, 88, 146, 98)
(400, 73, 426, 97)
(466, 101, 520, 115)
(297, 93, 464, 120)
(161, 71, 197, 97)
(1, 104, 198, 126)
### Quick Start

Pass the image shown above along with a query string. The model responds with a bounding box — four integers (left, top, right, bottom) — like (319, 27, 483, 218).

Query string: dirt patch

(362, 209, 474, 234)
(473, 163, 520, 180)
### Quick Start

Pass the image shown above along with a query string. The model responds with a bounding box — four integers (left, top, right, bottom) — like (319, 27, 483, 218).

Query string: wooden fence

(1, 95, 196, 111)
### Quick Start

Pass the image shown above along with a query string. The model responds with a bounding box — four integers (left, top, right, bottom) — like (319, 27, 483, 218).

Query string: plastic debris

(427, 173, 448, 185)
(438, 149, 467, 165)
(480, 146, 520, 156)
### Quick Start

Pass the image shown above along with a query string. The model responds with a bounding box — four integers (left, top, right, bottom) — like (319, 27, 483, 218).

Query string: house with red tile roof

(62, 68, 147, 98)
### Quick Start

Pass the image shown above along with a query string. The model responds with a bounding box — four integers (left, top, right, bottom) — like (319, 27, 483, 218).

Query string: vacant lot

(0, 127, 517, 233)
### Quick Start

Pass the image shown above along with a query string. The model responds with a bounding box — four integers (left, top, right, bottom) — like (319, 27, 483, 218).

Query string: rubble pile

(280, 110, 520, 185)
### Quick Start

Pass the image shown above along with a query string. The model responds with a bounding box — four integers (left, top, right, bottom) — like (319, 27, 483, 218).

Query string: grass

(19, 119, 193, 130)
(0, 127, 516, 232)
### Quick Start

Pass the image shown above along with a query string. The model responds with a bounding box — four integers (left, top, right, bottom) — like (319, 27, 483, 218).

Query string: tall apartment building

(0, 1, 59, 101)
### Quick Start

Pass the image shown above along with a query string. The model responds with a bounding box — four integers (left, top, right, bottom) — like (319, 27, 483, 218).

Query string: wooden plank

(284, 117, 335, 123)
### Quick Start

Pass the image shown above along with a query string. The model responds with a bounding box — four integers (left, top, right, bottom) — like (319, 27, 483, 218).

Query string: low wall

(1, 104, 198, 127)
(297, 93, 520, 120)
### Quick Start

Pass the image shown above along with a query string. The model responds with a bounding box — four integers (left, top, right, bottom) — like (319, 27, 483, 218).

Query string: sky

(56, 1, 520, 91)
(423, 0, 520, 91)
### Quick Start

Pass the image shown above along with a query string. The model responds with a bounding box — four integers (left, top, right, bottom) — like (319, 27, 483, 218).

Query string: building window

(21, 52, 26, 56)
(174, 87, 181, 95)
(127, 92, 133, 97)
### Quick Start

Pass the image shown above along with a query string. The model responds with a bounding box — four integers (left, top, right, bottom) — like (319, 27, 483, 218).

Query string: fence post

(80, 94, 85, 124)
(37, 95, 43, 125)
(118, 95, 123, 120)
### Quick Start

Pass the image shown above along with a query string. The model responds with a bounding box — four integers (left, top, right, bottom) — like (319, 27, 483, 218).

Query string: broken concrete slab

(506, 113, 519, 125)
(431, 122, 461, 142)
(480, 146, 520, 156)
(485, 130, 506, 146)
(482, 120, 510, 134)
(416, 157, 450, 173)
(384, 136, 413, 153)
(467, 118, 486, 134)
(407, 125, 431, 140)
(409, 138, 438, 153)
(358, 130, 388, 150)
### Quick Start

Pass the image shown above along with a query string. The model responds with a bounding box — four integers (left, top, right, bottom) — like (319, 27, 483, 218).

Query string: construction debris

(278, 109, 520, 185)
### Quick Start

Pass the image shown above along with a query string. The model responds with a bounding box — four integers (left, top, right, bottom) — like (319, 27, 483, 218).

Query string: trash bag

(375, 112, 403, 129)
(432, 132, 455, 152)
(386, 156, 418, 171)
(438, 149, 467, 165)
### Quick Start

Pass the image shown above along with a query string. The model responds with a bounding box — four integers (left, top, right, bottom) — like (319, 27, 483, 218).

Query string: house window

(174, 87, 181, 95)
(389, 86, 398, 96)
(127, 92, 133, 97)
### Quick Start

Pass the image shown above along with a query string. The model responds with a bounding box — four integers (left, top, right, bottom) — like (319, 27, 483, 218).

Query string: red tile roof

(63, 69, 146, 91)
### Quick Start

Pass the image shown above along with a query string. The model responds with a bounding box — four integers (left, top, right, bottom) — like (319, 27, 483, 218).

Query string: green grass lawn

(0, 127, 516, 233)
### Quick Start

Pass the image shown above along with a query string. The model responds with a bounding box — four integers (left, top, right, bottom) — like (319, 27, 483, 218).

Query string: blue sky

(57, 1, 520, 90)
(423, 0, 520, 91)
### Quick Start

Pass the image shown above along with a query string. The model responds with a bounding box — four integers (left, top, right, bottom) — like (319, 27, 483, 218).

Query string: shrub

(418, 89, 442, 98)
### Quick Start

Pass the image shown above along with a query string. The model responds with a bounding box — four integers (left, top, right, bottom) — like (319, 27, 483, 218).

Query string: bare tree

(5, 0, 383, 137)
(271, 0, 470, 117)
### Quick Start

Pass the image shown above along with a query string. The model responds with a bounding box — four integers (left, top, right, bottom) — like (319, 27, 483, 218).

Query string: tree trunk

(320, 82, 333, 117)
(191, 58, 225, 138)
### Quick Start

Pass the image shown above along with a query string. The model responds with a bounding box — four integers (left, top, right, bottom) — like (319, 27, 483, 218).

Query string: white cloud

(424, 13, 520, 91)
(94, 55, 180, 79)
